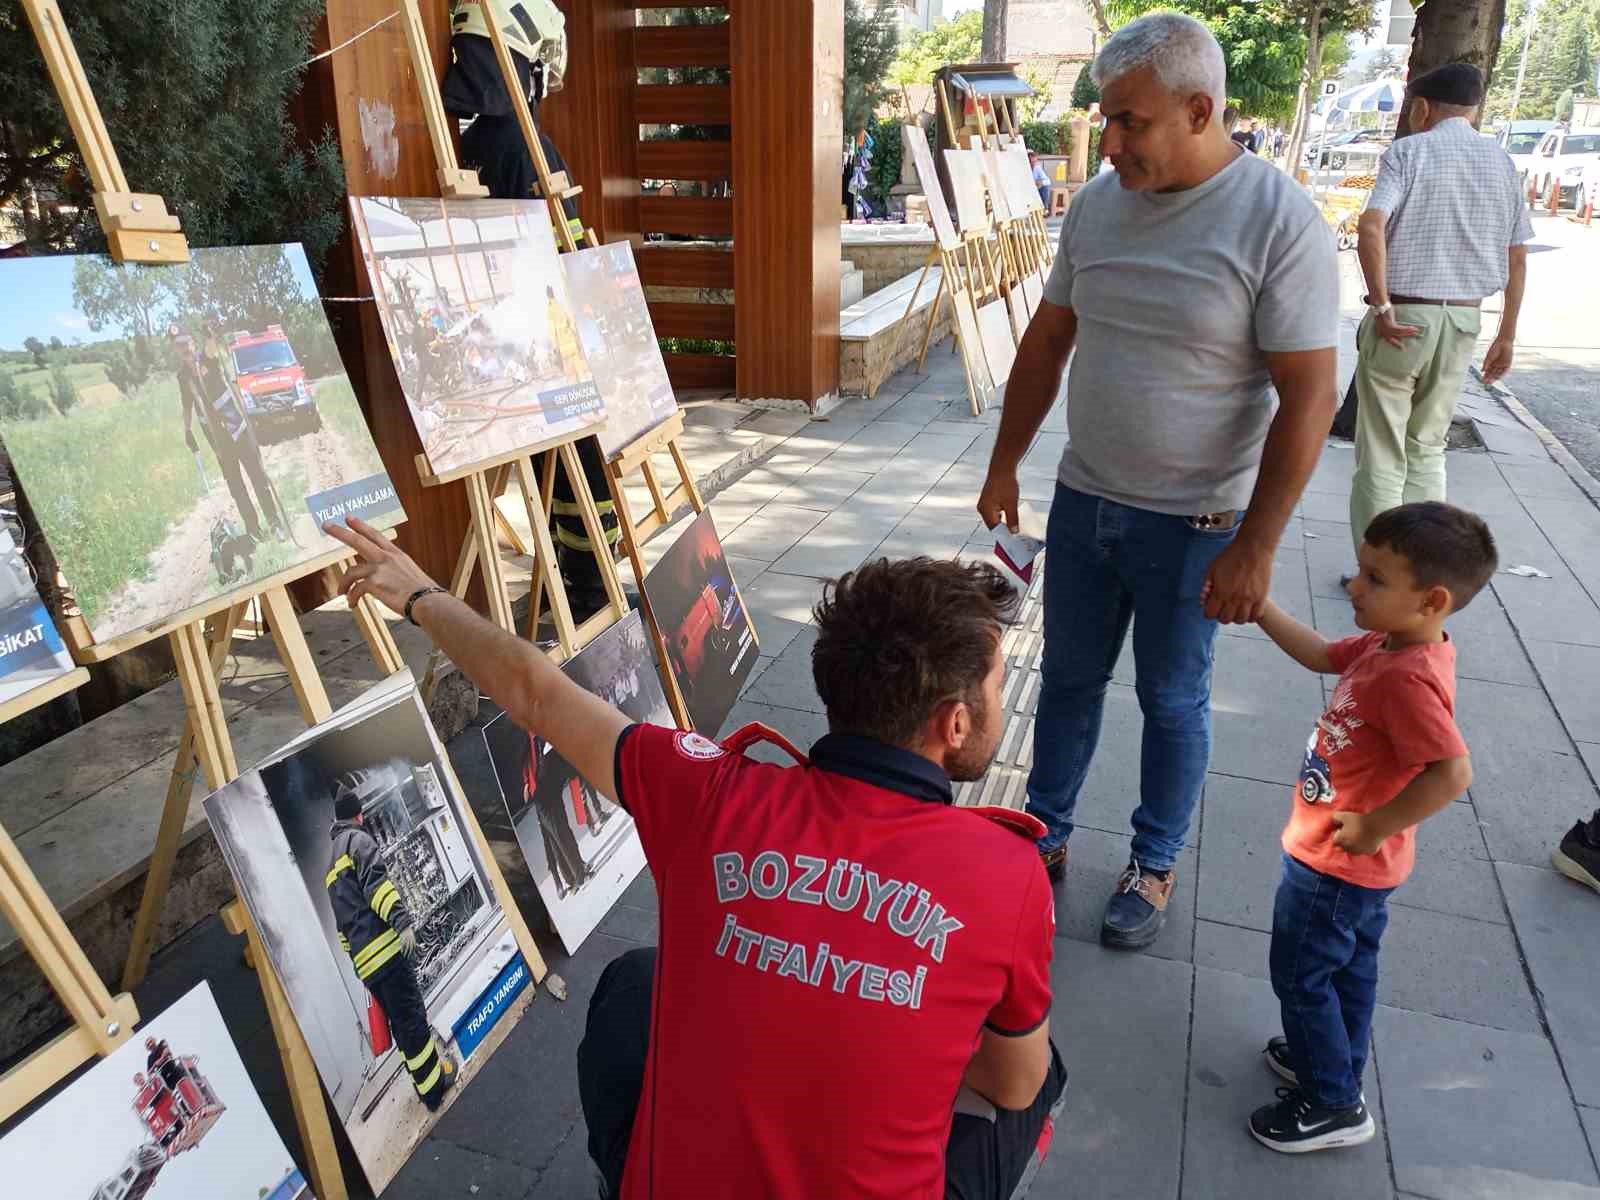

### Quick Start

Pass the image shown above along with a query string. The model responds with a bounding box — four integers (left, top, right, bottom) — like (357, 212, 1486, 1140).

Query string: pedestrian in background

(1349, 63, 1532, 549)
(978, 12, 1338, 949)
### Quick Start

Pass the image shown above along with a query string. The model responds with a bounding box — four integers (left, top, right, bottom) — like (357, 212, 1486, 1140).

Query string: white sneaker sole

(1552, 847, 1600, 895)
(1250, 1113, 1376, 1154)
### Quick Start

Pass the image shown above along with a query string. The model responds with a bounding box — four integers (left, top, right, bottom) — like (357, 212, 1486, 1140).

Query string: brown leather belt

(1388, 294, 1481, 308)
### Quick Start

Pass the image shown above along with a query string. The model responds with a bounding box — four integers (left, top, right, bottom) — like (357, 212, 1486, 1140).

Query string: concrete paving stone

(1580, 740, 1600, 781)
(1197, 774, 1291, 934)
(699, 494, 763, 540)
(522, 1122, 602, 1199)
(1193, 918, 1270, 980)
(742, 651, 825, 715)
(817, 419, 925, 467)
(739, 409, 813, 437)
(889, 431, 981, 469)
(877, 390, 952, 425)
(1393, 841, 1506, 925)
(1375, 1005, 1600, 1198)
(1527, 640, 1600, 743)
(1052, 826, 1198, 964)
(1443, 589, 1542, 688)
(618, 866, 658, 914)
(1377, 903, 1539, 1031)
(1212, 615, 1326, 719)
(724, 465, 804, 503)
(1304, 441, 1357, 495)
(1309, 590, 1363, 641)
(721, 699, 829, 762)
(1300, 489, 1353, 525)
(594, 899, 659, 944)
(385, 1132, 542, 1200)
(721, 504, 827, 562)
(848, 471, 940, 518)
(1209, 696, 1318, 787)
(769, 509, 893, 578)
(727, 555, 769, 591)
(1584, 1108, 1600, 1172)
(1030, 941, 1193, 1200)
(1304, 519, 1357, 598)
(738, 570, 823, 658)
(1419, 793, 1492, 862)
(1500, 460, 1595, 503)
(1181, 966, 1392, 1200)
(738, 655, 775, 700)
(1226, 548, 1314, 644)
(1469, 749, 1600, 869)
(1495, 862, 1600, 1108)
(924, 418, 988, 437)
(1492, 574, 1600, 649)
(1479, 419, 1553, 460)
(137, 914, 274, 1058)
(768, 466, 874, 512)
(958, 428, 1000, 464)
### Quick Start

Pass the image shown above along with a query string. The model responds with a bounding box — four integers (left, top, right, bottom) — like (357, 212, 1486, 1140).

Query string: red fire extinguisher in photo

(367, 993, 392, 1055)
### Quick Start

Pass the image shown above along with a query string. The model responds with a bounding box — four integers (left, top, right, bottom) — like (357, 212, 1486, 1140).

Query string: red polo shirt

(613, 725, 1055, 1200)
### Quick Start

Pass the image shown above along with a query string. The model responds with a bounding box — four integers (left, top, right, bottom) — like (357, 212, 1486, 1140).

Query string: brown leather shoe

(1040, 844, 1068, 885)
(1101, 861, 1174, 949)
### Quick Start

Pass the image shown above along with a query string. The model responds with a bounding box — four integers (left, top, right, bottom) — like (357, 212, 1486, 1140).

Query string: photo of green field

(0, 244, 404, 644)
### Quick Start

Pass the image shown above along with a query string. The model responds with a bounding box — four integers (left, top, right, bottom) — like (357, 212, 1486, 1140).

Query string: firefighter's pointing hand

(400, 928, 418, 958)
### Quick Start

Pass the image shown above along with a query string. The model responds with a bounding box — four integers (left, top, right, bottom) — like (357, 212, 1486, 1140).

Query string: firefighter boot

(558, 543, 610, 625)
(422, 1050, 458, 1113)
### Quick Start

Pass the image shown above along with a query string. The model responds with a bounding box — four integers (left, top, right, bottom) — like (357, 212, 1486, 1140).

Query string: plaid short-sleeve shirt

(1365, 117, 1535, 300)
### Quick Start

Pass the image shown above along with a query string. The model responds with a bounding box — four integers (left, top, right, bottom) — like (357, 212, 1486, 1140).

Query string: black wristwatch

(404, 586, 448, 626)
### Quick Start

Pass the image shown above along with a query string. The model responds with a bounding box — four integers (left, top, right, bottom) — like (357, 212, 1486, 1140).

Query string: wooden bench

(838, 265, 952, 398)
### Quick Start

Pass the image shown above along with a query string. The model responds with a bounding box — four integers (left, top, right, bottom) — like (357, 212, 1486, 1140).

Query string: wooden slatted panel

(639, 195, 733, 236)
(635, 244, 734, 289)
(634, 24, 730, 67)
(636, 84, 731, 125)
(637, 138, 732, 180)
(663, 352, 736, 391)
(649, 301, 736, 339)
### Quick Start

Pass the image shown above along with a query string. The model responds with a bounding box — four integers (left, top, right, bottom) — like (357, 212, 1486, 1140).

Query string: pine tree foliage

(1071, 63, 1101, 108)
(845, 0, 902, 132)
(0, 0, 345, 265)
(1486, 0, 1598, 123)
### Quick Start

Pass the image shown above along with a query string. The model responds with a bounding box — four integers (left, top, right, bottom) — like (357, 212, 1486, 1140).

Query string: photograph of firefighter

(0, 983, 310, 1200)
(327, 768, 456, 1115)
(480, 610, 665, 951)
(203, 686, 533, 1194)
(641, 508, 759, 737)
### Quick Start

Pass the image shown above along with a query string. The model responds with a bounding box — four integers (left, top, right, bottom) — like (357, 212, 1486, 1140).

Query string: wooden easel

(0, 667, 140, 1123)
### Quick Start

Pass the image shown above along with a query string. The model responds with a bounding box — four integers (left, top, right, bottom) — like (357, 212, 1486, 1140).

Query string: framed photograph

(951, 287, 996, 410)
(560, 243, 678, 460)
(904, 125, 960, 250)
(977, 297, 1017, 387)
(351, 197, 607, 478)
(0, 245, 403, 644)
(981, 148, 1016, 223)
(641, 509, 758, 737)
(1001, 146, 1047, 214)
(0, 982, 312, 1199)
(0, 528, 75, 711)
(943, 149, 991, 237)
(203, 686, 532, 1195)
(478, 610, 666, 952)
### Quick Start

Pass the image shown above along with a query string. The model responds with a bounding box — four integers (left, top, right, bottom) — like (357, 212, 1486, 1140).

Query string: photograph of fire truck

(0, 983, 310, 1199)
(642, 509, 759, 737)
(480, 611, 665, 951)
(351, 196, 608, 478)
(203, 685, 532, 1194)
(222, 324, 321, 443)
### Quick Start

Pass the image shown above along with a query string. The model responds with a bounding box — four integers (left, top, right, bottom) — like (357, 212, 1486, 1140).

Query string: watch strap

(404, 586, 448, 626)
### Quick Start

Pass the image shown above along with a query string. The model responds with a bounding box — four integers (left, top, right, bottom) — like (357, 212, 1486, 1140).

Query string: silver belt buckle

(1190, 510, 1237, 531)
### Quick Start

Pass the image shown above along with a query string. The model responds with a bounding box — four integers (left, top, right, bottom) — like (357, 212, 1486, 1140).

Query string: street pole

(1508, 0, 1537, 128)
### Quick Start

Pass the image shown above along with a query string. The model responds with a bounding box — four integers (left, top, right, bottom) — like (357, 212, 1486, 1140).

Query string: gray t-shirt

(1043, 150, 1338, 515)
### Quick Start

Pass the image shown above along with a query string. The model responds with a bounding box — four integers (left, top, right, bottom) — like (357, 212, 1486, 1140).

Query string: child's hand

(1330, 811, 1385, 856)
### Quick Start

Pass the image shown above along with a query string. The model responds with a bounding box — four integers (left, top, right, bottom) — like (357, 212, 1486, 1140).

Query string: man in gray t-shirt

(976, 13, 1339, 951)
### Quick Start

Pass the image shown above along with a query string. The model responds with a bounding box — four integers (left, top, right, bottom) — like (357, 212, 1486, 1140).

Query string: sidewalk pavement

(128, 329, 1600, 1199)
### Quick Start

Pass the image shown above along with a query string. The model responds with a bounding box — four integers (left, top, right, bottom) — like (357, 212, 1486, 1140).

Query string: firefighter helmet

(450, 0, 540, 64)
(332, 765, 398, 819)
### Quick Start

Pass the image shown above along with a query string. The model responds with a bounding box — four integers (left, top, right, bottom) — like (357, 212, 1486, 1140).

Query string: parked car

(1304, 127, 1391, 170)
(1497, 119, 1559, 178)
(1526, 127, 1600, 209)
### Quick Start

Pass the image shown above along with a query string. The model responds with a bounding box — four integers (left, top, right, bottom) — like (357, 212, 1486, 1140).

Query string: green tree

(845, 0, 901, 132)
(71, 256, 167, 341)
(48, 364, 75, 416)
(0, 371, 18, 421)
(1558, 87, 1578, 119)
(21, 337, 46, 369)
(1071, 63, 1101, 109)
(1358, 46, 1406, 83)
(0, 0, 345, 266)
(889, 11, 985, 90)
(47, 335, 63, 355)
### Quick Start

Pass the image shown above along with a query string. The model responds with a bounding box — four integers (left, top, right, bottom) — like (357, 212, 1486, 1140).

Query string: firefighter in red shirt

(329, 517, 1067, 1200)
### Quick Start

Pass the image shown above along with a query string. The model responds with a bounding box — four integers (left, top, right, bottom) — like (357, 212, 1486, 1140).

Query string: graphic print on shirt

(1298, 676, 1363, 805)
(709, 850, 965, 1009)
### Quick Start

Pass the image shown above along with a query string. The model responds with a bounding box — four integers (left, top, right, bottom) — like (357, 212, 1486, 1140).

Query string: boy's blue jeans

(1025, 484, 1234, 871)
(1270, 853, 1394, 1110)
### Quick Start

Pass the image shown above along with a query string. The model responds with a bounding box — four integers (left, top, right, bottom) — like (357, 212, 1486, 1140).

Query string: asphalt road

(1480, 209, 1600, 479)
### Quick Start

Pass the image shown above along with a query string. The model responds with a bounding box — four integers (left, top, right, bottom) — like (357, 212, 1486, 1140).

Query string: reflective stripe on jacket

(327, 820, 413, 980)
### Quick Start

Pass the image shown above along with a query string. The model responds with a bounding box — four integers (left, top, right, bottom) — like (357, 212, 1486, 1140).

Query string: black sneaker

(1553, 811, 1600, 896)
(1249, 1086, 1375, 1154)
(1263, 1036, 1298, 1084)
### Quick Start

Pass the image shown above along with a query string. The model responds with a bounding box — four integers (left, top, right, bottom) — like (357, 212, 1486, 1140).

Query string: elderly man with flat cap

(1349, 63, 1533, 549)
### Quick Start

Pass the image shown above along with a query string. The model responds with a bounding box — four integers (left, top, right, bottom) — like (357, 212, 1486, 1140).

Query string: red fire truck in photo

(227, 325, 321, 443)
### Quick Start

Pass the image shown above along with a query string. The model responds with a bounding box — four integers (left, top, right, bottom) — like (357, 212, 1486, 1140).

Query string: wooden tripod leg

(666, 437, 705, 512)
(516, 455, 579, 656)
(350, 593, 404, 676)
(171, 618, 237, 789)
(916, 268, 949, 372)
(466, 471, 516, 632)
(0, 819, 140, 1122)
(486, 462, 528, 556)
(262, 586, 333, 724)
(121, 604, 247, 990)
(223, 900, 348, 1200)
(639, 459, 671, 527)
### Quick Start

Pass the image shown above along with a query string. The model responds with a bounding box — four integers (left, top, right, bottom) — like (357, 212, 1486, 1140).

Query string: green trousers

(1350, 302, 1482, 550)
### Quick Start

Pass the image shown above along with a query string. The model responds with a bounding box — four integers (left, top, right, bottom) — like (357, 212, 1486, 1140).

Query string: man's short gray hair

(1091, 11, 1227, 110)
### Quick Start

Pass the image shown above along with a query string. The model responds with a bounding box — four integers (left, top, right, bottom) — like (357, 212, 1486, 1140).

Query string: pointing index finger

(323, 517, 387, 559)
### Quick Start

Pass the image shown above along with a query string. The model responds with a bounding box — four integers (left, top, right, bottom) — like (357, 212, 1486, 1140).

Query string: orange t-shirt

(1281, 632, 1468, 889)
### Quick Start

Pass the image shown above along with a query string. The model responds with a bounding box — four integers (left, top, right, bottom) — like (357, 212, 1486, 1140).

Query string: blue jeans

(1026, 484, 1234, 870)
(1270, 854, 1393, 1110)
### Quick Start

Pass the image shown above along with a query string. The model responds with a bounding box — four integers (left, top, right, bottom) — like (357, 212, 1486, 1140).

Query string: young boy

(1248, 502, 1496, 1153)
